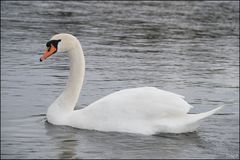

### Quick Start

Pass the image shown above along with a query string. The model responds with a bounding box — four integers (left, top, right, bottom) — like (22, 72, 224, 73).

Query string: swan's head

(40, 33, 78, 62)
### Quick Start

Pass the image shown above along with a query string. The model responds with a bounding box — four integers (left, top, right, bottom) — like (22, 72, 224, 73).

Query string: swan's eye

(46, 42, 50, 48)
(46, 39, 61, 49)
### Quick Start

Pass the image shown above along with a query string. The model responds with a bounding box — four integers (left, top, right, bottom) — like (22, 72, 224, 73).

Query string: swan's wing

(68, 87, 194, 134)
(83, 87, 193, 120)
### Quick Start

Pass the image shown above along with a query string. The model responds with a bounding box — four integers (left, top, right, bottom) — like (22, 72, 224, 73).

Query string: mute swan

(40, 33, 222, 135)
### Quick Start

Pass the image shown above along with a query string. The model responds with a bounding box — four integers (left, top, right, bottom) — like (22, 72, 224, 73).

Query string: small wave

(214, 113, 236, 115)
(30, 113, 46, 117)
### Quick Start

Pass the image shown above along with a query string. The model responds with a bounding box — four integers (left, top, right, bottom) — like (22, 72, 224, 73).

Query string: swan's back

(85, 87, 192, 119)
(68, 87, 195, 134)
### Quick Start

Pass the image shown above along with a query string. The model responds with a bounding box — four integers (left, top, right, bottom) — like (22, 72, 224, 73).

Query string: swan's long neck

(57, 41, 85, 111)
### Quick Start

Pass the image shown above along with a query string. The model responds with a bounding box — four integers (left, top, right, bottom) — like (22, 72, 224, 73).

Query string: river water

(1, 1, 239, 159)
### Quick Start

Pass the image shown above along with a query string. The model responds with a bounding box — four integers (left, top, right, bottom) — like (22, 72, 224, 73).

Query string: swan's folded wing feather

(83, 87, 193, 120)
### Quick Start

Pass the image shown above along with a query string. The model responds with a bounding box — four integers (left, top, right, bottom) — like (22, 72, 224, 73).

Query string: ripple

(1, 1, 239, 159)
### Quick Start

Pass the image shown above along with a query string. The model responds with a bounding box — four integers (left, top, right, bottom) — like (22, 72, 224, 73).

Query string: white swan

(40, 33, 223, 135)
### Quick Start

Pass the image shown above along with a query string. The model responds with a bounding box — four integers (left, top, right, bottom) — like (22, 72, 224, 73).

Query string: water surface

(1, 1, 239, 159)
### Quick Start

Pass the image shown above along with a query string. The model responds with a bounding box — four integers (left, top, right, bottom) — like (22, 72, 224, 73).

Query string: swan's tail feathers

(154, 106, 224, 134)
(192, 105, 224, 122)
(174, 106, 223, 133)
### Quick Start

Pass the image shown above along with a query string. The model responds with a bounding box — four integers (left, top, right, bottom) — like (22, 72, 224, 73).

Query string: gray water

(1, 1, 239, 159)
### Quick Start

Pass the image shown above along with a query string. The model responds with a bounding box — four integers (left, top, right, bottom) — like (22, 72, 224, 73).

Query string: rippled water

(1, 1, 239, 159)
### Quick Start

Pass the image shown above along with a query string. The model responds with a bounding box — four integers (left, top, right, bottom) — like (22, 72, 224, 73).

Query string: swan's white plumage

(42, 33, 223, 135)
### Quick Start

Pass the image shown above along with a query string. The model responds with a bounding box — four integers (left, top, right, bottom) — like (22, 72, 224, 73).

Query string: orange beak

(40, 44, 57, 62)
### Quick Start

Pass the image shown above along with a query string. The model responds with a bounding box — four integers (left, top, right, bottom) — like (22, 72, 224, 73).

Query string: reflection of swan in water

(44, 119, 212, 159)
(154, 132, 211, 158)
(44, 121, 77, 159)
(40, 33, 223, 135)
